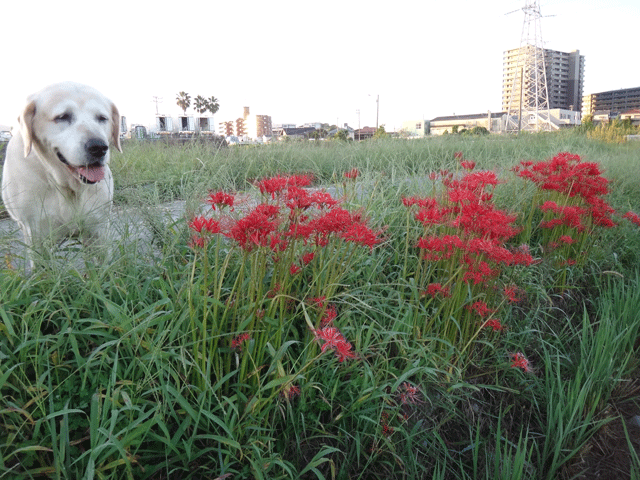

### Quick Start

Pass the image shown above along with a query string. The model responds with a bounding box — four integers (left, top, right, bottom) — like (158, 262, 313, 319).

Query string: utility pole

(152, 96, 163, 115)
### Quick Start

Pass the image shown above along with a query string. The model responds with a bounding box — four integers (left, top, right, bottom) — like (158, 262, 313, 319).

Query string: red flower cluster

(424, 282, 451, 298)
(256, 174, 313, 199)
(344, 168, 359, 179)
(623, 211, 640, 227)
(188, 174, 381, 254)
(398, 382, 422, 405)
(312, 326, 356, 362)
(231, 332, 251, 351)
(207, 191, 235, 210)
(484, 318, 504, 331)
(503, 284, 524, 303)
(466, 300, 494, 318)
(281, 384, 301, 400)
(513, 152, 617, 229)
(509, 352, 532, 373)
(405, 168, 532, 287)
(380, 412, 394, 437)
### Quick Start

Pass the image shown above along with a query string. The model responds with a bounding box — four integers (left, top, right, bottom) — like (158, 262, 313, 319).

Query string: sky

(1, 0, 638, 132)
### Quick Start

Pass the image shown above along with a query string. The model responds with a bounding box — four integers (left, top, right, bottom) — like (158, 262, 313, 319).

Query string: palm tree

(176, 91, 191, 115)
(205, 96, 220, 116)
(193, 95, 207, 114)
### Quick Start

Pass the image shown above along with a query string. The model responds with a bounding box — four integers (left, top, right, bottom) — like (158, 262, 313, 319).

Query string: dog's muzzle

(56, 138, 109, 184)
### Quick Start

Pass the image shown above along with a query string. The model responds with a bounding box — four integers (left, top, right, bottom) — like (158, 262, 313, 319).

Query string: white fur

(1, 82, 121, 267)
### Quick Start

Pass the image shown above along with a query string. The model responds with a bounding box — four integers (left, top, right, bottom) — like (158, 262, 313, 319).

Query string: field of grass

(2, 132, 640, 479)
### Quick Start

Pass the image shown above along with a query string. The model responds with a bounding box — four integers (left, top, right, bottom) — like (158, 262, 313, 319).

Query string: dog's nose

(85, 138, 109, 159)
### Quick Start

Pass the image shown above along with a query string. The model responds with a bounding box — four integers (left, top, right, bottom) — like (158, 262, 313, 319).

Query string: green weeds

(2, 134, 640, 478)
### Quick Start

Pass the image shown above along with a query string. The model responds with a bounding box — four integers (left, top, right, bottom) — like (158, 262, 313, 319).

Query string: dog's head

(19, 82, 122, 185)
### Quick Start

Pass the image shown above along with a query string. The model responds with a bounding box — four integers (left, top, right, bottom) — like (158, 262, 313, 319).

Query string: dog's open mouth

(56, 151, 105, 184)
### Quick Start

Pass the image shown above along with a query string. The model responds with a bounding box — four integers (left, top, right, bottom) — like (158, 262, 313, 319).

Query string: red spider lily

(320, 304, 337, 327)
(398, 382, 422, 405)
(403, 196, 438, 209)
(460, 160, 476, 171)
(225, 204, 281, 251)
(415, 204, 450, 225)
(623, 211, 640, 226)
(267, 283, 282, 298)
(515, 153, 616, 228)
(189, 216, 221, 234)
(189, 235, 206, 249)
(290, 264, 302, 275)
(454, 151, 464, 160)
(483, 318, 504, 331)
(285, 186, 314, 211)
(344, 168, 359, 179)
(267, 233, 288, 253)
(306, 296, 327, 309)
(503, 284, 524, 303)
(257, 174, 313, 198)
(462, 259, 497, 285)
(312, 326, 356, 362)
(510, 352, 532, 373)
(309, 191, 339, 209)
(339, 222, 381, 251)
(518, 152, 610, 200)
(285, 221, 314, 241)
(301, 251, 315, 264)
(309, 208, 354, 234)
(207, 191, 235, 210)
(282, 384, 301, 400)
(380, 412, 394, 437)
(466, 300, 495, 318)
(416, 234, 464, 261)
(424, 283, 451, 298)
(231, 332, 251, 351)
(558, 235, 576, 244)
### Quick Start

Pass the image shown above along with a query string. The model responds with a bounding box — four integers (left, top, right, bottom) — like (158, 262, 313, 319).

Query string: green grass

(2, 132, 640, 479)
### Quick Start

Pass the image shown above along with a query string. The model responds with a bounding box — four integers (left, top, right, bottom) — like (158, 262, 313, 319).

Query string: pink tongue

(78, 165, 105, 183)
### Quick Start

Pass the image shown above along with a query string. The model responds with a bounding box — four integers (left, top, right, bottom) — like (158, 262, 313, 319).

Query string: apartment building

(502, 47, 585, 112)
(218, 106, 273, 140)
(582, 86, 640, 117)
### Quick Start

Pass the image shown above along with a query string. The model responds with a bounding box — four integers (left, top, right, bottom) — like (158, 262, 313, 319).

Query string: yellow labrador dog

(1, 82, 121, 266)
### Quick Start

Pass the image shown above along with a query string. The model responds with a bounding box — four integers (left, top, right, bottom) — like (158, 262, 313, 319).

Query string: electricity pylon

(505, 0, 553, 133)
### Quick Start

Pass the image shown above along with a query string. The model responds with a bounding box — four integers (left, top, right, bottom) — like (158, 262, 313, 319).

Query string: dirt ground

(568, 376, 640, 479)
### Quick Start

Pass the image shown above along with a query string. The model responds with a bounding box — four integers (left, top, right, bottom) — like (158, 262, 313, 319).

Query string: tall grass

(2, 133, 640, 479)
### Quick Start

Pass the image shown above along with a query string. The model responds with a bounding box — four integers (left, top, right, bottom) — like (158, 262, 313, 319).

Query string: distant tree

(333, 130, 348, 141)
(193, 95, 207, 114)
(582, 114, 594, 128)
(451, 125, 459, 134)
(176, 92, 191, 115)
(469, 126, 489, 135)
(373, 125, 387, 139)
(397, 128, 412, 138)
(206, 96, 220, 116)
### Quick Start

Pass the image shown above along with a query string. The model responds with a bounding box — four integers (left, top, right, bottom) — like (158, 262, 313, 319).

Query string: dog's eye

(54, 113, 72, 123)
(96, 115, 109, 123)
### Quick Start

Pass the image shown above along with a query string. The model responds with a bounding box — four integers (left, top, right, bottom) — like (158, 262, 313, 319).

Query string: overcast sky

(1, 0, 638, 132)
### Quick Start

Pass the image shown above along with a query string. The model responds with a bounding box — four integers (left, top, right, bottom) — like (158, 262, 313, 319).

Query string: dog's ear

(111, 102, 123, 153)
(19, 100, 36, 157)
